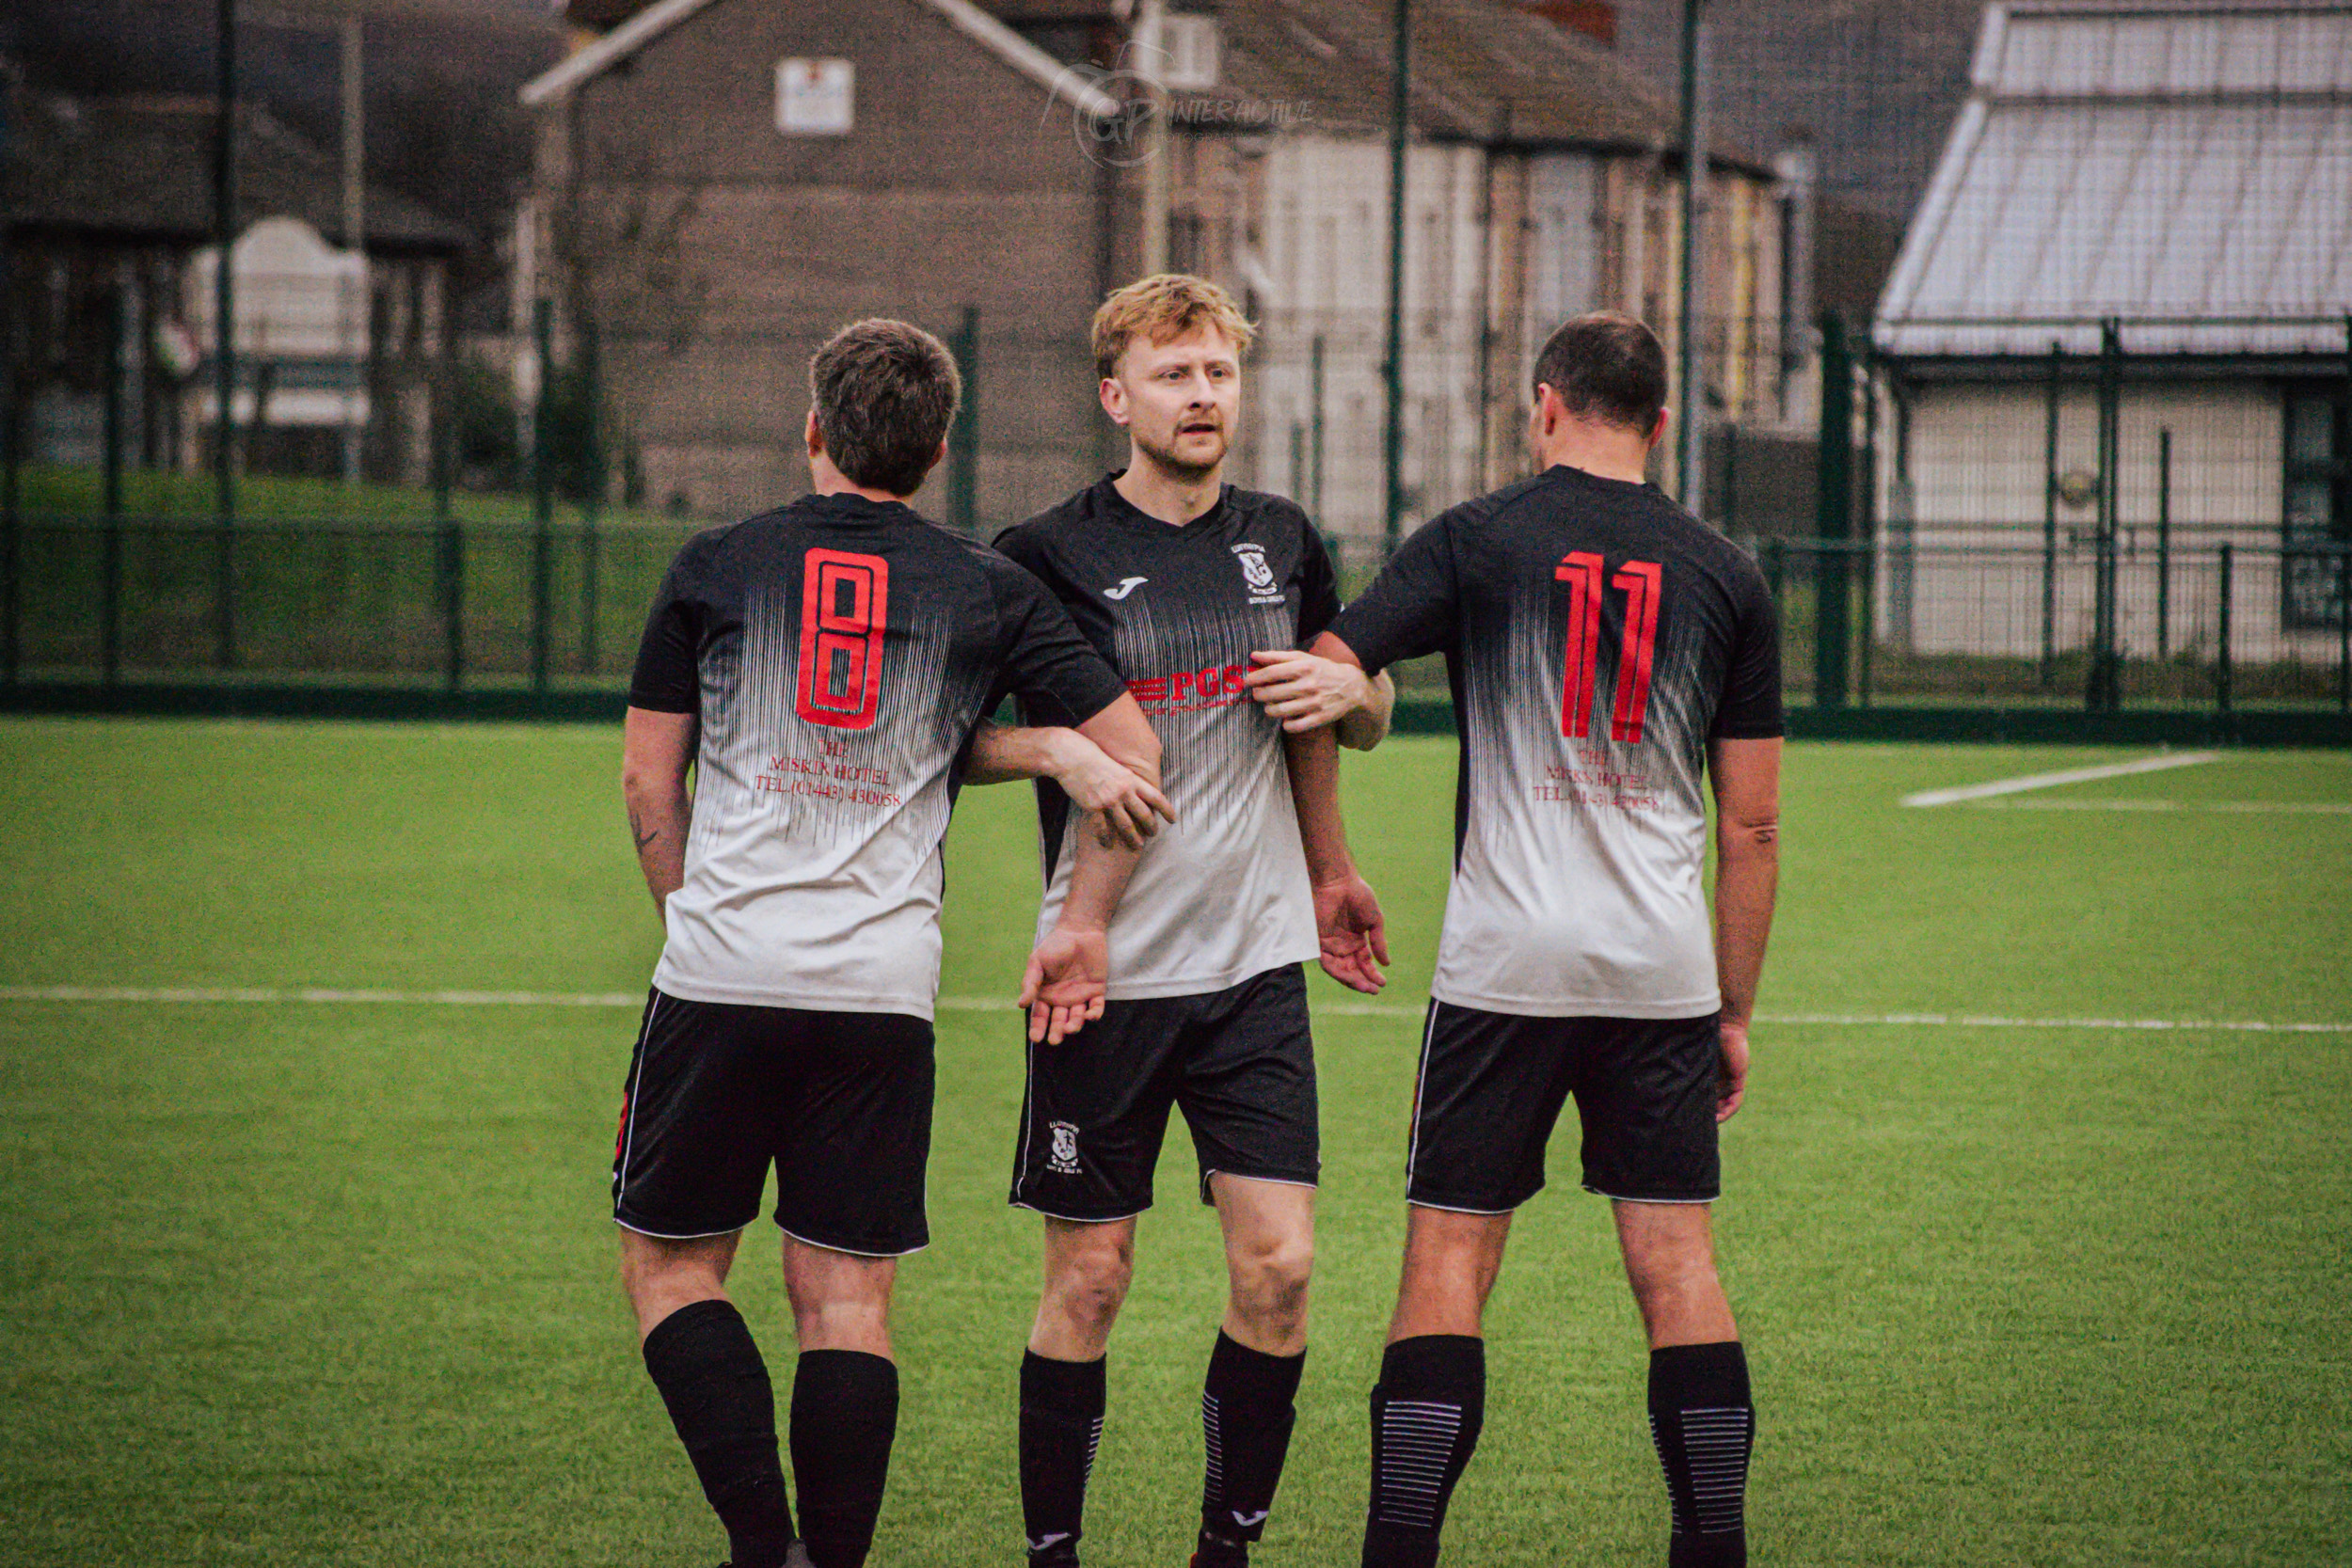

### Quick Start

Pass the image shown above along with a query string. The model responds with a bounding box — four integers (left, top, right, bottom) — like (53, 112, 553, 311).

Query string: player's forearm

(624, 777, 691, 914)
(965, 721, 1077, 786)
(1057, 818, 1143, 935)
(1334, 670, 1395, 752)
(1282, 725, 1359, 887)
(1711, 831, 1777, 1026)
(622, 706, 697, 917)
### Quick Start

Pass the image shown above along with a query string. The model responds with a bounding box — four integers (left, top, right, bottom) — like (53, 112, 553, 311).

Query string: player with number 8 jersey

(611, 320, 1156, 1568)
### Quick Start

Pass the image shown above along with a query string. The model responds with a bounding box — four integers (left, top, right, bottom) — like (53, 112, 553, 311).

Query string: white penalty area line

(1968, 797, 2352, 814)
(0, 987, 2344, 1036)
(1900, 751, 2221, 808)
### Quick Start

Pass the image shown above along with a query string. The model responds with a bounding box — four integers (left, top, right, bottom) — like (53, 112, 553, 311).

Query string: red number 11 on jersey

(1556, 553, 1661, 744)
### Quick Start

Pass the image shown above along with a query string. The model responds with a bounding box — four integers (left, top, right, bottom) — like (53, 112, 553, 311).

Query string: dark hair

(808, 318, 962, 497)
(1531, 311, 1668, 433)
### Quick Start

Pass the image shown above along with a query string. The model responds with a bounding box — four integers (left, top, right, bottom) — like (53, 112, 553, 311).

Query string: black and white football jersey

(630, 492, 1128, 1019)
(1331, 465, 1782, 1019)
(994, 476, 1342, 999)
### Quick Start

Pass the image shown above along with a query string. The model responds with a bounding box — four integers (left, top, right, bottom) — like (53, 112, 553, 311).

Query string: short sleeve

(985, 554, 1128, 727)
(1295, 519, 1342, 644)
(1711, 565, 1784, 739)
(628, 544, 705, 713)
(1326, 511, 1461, 674)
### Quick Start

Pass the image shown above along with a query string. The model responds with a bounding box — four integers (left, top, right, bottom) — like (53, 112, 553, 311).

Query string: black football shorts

(1010, 964, 1319, 1222)
(612, 988, 935, 1256)
(1406, 1002, 1724, 1211)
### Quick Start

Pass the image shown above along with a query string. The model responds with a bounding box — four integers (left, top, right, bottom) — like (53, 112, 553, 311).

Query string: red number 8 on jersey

(796, 548, 890, 730)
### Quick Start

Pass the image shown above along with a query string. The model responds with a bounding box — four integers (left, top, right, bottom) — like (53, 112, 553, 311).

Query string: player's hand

(1715, 1018, 1751, 1122)
(1312, 874, 1390, 994)
(1019, 924, 1109, 1045)
(1049, 731, 1176, 850)
(1244, 649, 1375, 733)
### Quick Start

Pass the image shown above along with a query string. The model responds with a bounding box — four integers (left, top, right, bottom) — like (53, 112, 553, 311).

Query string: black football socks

(1019, 1350, 1107, 1563)
(640, 1298, 800, 1568)
(788, 1349, 899, 1568)
(1197, 1331, 1307, 1564)
(1360, 1335, 1486, 1568)
(1647, 1341, 1756, 1568)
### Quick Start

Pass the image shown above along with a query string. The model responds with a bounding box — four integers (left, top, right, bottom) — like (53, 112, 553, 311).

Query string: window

(2282, 388, 2349, 629)
(1163, 15, 1220, 89)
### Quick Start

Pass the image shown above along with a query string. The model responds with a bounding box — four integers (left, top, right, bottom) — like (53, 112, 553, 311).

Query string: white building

(184, 217, 373, 447)
(1139, 0, 1808, 548)
(1873, 0, 2352, 663)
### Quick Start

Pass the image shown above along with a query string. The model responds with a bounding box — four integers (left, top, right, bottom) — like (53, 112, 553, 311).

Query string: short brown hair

(1532, 311, 1668, 433)
(1091, 274, 1257, 382)
(809, 318, 961, 497)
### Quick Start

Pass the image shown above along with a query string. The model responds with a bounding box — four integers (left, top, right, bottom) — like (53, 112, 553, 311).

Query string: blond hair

(1091, 274, 1258, 382)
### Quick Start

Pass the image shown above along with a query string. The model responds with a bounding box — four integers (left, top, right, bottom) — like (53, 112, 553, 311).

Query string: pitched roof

(0, 92, 469, 256)
(520, 0, 1118, 117)
(1875, 1, 2352, 357)
(1199, 0, 1769, 167)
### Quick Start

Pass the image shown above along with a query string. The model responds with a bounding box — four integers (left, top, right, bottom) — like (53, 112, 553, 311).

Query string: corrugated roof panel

(1877, 4, 2352, 358)
(2216, 13, 2283, 93)
(2086, 105, 2173, 308)
(2157, 14, 2221, 94)
(2281, 12, 2352, 91)
(2141, 104, 2231, 315)
(1992, 9, 2059, 93)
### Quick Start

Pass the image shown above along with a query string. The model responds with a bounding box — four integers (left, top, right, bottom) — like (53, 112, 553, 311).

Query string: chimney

(1518, 1, 1616, 47)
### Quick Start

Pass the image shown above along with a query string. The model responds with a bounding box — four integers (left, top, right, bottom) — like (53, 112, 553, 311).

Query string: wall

(1883, 378, 2336, 660)
(532, 0, 1120, 525)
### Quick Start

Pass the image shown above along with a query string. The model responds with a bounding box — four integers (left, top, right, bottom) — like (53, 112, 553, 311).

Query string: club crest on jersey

(1047, 1120, 1081, 1175)
(1232, 543, 1285, 605)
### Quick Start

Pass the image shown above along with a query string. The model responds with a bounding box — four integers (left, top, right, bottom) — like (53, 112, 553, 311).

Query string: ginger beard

(1105, 325, 1242, 482)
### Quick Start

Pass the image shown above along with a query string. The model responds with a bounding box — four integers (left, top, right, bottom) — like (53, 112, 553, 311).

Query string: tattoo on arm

(629, 809, 660, 852)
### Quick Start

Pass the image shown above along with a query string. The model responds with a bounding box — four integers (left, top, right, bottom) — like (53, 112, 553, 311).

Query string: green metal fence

(0, 512, 694, 693)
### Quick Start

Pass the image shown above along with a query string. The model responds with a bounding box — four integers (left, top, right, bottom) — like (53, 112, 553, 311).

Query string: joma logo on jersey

(1127, 662, 1250, 708)
(1232, 543, 1285, 605)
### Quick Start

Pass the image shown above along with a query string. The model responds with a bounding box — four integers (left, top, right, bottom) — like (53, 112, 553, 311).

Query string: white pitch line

(0, 987, 2345, 1035)
(1971, 798, 2352, 815)
(1900, 751, 2221, 808)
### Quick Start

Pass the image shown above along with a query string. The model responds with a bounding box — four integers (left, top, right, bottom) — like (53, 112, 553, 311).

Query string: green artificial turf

(0, 722, 2345, 1566)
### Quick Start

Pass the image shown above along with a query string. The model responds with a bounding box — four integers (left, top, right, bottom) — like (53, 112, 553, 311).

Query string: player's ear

(923, 436, 948, 477)
(1100, 375, 1131, 427)
(805, 408, 824, 459)
(1533, 383, 1561, 439)
(1647, 406, 1671, 452)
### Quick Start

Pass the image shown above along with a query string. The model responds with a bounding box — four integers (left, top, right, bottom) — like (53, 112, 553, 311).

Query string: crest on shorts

(1232, 543, 1277, 594)
(1048, 1120, 1081, 1175)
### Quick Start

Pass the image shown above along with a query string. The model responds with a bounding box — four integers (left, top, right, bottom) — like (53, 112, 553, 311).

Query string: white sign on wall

(776, 57, 853, 135)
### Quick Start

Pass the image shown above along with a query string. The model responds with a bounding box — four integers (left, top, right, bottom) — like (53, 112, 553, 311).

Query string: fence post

(948, 305, 978, 533)
(103, 287, 126, 687)
(2040, 340, 2060, 689)
(2215, 542, 2233, 715)
(2337, 546, 2348, 714)
(433, 331, 462, 695)
(2087, 318, 2122, 713)
(1813, 311, 1851, 709)
(531, 297, 553, 695)
(1309, 332, 1326, 525)
(2, 278, 19, 690)
(580, 320, 602, 677)
(2155, 427, 2171, 664)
